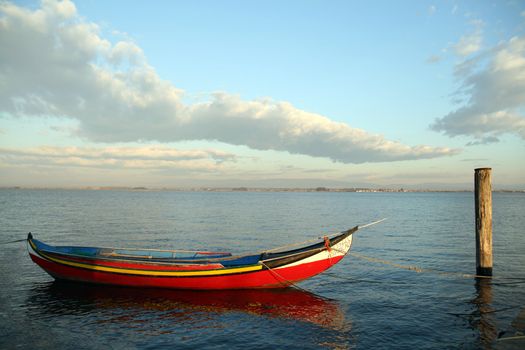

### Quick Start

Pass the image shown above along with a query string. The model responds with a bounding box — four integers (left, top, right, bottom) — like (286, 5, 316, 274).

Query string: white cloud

(432, 35, 525, 142)
(0, 0, 458, 164)
(453, 20, 483, 56)
(0, 146, 235, 171)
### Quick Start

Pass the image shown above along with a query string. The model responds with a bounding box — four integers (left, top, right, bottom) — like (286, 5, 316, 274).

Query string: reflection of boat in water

(27, 227, 356, 290)
(26, 281, 348, 331)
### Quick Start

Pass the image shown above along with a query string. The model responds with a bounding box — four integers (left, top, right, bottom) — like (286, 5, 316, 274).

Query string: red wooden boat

(27, 226, 356, 290)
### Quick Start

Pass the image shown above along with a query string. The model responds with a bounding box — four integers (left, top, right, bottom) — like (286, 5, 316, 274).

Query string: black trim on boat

(260, 226, 357, 268)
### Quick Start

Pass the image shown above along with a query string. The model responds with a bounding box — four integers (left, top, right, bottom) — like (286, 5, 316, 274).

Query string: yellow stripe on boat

(30, 241, 262, 277)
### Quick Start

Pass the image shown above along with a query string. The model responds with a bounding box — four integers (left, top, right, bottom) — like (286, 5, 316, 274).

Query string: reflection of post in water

(472, 278, 497, 349)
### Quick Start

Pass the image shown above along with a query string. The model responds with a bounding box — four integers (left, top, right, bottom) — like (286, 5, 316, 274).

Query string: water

(1, 189, 524, 349)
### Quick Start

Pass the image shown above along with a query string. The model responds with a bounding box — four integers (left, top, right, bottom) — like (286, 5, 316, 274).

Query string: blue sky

(0, 0, 524, 189)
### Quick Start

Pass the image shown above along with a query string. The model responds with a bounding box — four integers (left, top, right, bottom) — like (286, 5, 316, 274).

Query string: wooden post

(475, 168, 493, 276)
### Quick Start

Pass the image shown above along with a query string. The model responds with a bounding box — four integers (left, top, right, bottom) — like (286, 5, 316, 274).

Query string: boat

(27, 226, 357, 290)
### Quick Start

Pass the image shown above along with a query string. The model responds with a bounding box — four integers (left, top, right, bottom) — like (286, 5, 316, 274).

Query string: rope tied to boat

(260, 261, 333, 299)
(347, 252, 525, 281)
(359, 218, 387, 229)
(261, 218, 386, 254)
(323, 236, 331, 253)
(1, 233, 33, 245)
(323, 236, 334, 265)
(349, 252, 424, 273)
(0, 238, 27, 245)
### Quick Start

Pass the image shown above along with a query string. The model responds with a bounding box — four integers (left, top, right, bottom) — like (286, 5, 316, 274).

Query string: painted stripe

(43, 251, 225, 271)
(29, 241, 262, 277)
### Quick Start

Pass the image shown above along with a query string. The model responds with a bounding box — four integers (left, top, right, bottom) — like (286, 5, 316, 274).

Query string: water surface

(1, 190, 524, 349)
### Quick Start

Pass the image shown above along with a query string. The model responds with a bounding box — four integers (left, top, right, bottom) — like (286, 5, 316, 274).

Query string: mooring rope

(347, 251, 525, 281)
(261, 229, 352, 254)
(447, 306, 518, 317)
(497, 335, 525, 342)
(0, 238, 27, 245)
(260, 261, 334, 300)
(260, 261, 309, 291)
(358, 218, 388, 229)
(262, 218, 386, 254)
(348, 251, 490, 278)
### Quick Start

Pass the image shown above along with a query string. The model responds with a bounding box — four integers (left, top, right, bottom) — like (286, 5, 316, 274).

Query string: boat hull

(27, 229, 354, 290)
(29, 253, 345, 289)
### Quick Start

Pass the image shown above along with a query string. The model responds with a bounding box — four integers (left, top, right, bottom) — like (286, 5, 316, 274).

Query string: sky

(0, 0, 524, 189)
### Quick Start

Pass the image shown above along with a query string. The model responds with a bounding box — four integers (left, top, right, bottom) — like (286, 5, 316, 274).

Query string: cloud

(465, 136, 500, 146)
(0, 0, 458, 164)
(426, 55, 442, 64)
(432, 35, 525, 142)
(453, 20, 483, 56)
(0, 146, 236, 171)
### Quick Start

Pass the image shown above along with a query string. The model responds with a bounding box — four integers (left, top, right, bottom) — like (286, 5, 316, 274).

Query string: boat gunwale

(27, 227, 356, 267)
(38, 249, 229, 268)
(29, 242, 264, 277)
(32, 243, 262, 265)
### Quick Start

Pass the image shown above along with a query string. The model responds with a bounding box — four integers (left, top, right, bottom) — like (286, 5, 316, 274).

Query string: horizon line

(2, 186, 524, 193)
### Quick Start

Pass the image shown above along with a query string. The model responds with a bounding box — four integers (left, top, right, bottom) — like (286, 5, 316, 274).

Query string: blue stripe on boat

(31, 239, 233, 260)
(220, 255, 261, 266)
(32, 239, 99, 256)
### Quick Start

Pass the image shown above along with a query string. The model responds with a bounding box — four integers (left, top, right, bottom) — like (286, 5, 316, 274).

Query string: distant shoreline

(2, 186, 524, 193)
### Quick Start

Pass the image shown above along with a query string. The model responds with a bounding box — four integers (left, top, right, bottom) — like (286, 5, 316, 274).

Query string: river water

(0, 189, 524, 349)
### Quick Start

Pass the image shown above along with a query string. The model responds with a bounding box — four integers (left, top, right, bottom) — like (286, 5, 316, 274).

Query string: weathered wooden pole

(475, 168, 493, 276)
